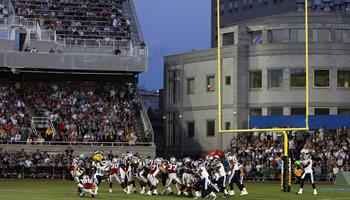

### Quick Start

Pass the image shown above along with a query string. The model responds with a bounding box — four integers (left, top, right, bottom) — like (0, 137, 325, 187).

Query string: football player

(108, 156, 123, 193)
(297, 153, 317, 195)
(77, 175, 97, 198)
(162, 157, 183, 195)
(227, 155, 248, 196)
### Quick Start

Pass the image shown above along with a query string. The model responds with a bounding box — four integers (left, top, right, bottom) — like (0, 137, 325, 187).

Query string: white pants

(71, 171, 82, 183)
(147, 174, 159, 187)
(165, 173, 182, 187)
(109, 173, 122, 184)
(182, 173, 194, 186)
(120, 167, 133, 183)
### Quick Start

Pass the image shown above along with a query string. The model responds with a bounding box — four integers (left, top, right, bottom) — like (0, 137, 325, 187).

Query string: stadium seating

(226, 128, 350, 182)
(12, 0, 131, 40)
(0, 1, 9, 19)
(0, 81, 149, 144)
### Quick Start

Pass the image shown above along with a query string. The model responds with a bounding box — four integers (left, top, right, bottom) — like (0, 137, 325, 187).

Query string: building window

(290, 69, 306, 87)
(233, 0, 238, 11)
(290, 29, 305, 43)
(291, 107, 306, 115)
(250, 71, 262, 89)
(268, 107, 283, 116)
(312, 29, 330, 43)
(248, 0, 253, 8)
(250, 108, 262, 116)
(225, 122, 231, 130)
(187, 121, 195, 138)
(207, 120, 215, 137)
(223, 32, 234, 46)
(225, 76, 231, 85)
(343, 30, 350, 43)
(268, 69, 283, 88)
(314, 70, 329, 87)
(268, 29, 284, 43)
(220, 3, 225, 15)
(338, 70, 350, 88)
(251, 31, 263, 44)
(187, 78, 195, 94)
(336, 29, 343, 43)
(338, 108, 350, 115)
(243, 0, 248, 9)
(314, 108, 329, 115)
(207, 75, 215, 92)
(228, 0, 233, 13)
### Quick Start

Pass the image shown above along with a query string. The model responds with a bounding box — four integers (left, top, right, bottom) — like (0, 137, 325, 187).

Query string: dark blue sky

(133, 0, 211, 90)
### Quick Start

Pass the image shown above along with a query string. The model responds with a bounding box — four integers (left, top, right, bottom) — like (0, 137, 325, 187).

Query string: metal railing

(136, 91, 155, 143)
(6, 16, 36, 29)
(56, 37, 131, 49)
(31, 117, 56, 136)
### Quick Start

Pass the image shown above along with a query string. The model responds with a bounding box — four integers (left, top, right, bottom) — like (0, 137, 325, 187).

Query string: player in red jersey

(108, 157, 123, 193)
(182, 157, 194, 196)
(119, 154, 134, 194)
(162, 157, 183, 195)
(77, 175, 97, 198)
(146, 158, 162, 195)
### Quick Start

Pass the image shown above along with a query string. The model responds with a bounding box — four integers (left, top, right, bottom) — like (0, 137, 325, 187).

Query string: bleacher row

(0, 81, 150, 144)
(0, 0, 9, 19)
(12, 0, 131, 40)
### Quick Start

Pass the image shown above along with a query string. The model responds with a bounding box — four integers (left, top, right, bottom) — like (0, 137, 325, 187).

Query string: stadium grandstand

(0, 0, 155, 163)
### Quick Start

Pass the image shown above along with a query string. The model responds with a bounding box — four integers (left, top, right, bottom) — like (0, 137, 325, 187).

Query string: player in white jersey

(70, 157, 85, 195)
(93, 159, 110, 195)
(297, 154, 317, 195)
(195, 161, 217, 200)
(108, 157, 123, 193)
(162, 157, 183, 195)
(211, 157, 228, 196)
(227, 156, 248, 196)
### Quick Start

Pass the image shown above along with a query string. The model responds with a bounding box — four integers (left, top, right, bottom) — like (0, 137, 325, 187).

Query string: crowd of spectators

(12, 0, 131, 41)
(0, 2, 8, 19)
(0, 84, 32, 144)
(228, 127, 350, 181)
(0, 81, 146, 144)
(0, 148, 72, 178)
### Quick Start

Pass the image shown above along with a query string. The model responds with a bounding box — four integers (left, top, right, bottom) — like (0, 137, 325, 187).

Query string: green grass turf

(0, 179, 349, 200)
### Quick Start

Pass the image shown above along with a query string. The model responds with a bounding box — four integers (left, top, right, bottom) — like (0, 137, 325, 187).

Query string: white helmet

(170, 157, 177, 164)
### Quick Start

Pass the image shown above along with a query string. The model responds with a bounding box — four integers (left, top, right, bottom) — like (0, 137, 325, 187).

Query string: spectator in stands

(24, 46, 31, 52)
(114, 47, 121, 55)
(140, 41, 146, 49)
(49, 48, 55, 54)
(30, 47, 38, 53)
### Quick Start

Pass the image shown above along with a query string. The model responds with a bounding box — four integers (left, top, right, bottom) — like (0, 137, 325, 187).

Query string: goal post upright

(216, 0, 310, 192)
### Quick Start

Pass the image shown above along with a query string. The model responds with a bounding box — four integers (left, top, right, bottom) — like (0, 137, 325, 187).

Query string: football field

(0, 179, 349, 200)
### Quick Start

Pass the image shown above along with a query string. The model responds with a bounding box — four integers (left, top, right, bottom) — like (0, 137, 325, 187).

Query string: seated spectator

(114, 47, 121, 55)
